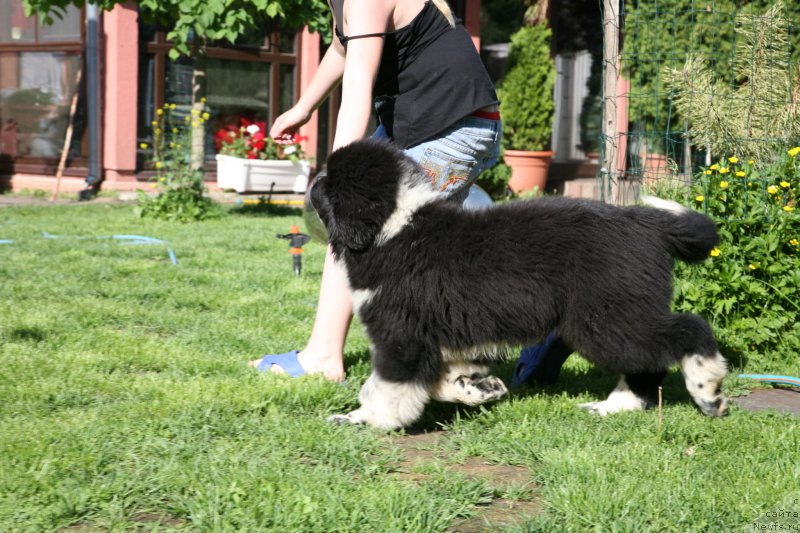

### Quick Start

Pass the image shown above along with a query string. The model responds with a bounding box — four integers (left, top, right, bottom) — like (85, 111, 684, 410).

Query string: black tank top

(331, 0, 498, 148)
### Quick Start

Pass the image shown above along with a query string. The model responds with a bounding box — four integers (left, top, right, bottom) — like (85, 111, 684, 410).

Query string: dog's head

(310, 139, 434, 257)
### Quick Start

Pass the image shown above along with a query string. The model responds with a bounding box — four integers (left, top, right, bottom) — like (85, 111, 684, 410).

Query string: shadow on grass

(229, 200, 302, 218)
(340, 349, 706, 432)
(411, 358, 701, 432)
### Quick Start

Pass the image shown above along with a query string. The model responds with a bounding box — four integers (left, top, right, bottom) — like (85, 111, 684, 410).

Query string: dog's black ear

(311, 176, 383, 254)
(313, 140, 403, 254)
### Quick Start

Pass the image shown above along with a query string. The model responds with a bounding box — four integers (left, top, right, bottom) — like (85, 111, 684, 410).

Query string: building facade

(0, 0, 482, 194)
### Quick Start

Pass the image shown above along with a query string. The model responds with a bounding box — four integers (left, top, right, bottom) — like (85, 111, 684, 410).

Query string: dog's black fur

(312, 139, 728, 429)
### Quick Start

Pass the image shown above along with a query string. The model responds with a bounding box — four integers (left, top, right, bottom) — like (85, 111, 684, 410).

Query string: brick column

(465, 0, 481, 51)
(102, 2, 139, 189)
(298, 28, 321, 166)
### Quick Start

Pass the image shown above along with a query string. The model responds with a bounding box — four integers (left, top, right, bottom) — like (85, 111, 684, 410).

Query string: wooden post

(602, 0, 620, 203)
(52, 67, 83, 201)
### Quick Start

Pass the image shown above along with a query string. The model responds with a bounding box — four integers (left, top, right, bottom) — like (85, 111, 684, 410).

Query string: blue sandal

(512, 333, 572, 387)
(256, 350, 306, 377)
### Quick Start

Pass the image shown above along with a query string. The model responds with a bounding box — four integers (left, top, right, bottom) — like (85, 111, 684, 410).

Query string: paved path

(734, 388, 800, 417)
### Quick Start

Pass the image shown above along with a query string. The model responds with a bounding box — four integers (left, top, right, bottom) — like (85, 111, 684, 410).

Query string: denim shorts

(372, 115, 502, 203)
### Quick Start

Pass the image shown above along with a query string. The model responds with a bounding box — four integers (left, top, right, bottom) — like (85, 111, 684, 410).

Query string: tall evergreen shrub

(498, 24, 556, 152)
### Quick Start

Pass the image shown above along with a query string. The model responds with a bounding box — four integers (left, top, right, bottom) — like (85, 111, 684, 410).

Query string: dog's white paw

(327, 413, 361, 425)
(433, 373, 508, 406)
(467, 375, 509, 405)
(579, 401, 611, 416)
(579, 396, 646, 416)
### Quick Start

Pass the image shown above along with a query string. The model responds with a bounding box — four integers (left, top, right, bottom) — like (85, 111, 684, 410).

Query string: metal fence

(599, 0, 800, 205)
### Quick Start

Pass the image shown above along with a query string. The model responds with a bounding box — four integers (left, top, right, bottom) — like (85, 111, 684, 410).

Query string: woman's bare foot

(249, 349, 345, 382)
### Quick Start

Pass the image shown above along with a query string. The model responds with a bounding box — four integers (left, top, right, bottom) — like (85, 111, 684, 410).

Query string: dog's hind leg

(673, 314, 729, 417)
(429, 362, 508, 406)
(328, 372, 430, 430)
(579, 375, 653, 415)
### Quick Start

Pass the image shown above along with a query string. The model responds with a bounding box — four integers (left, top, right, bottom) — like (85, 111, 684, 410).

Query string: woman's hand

(270, 106, 313, 144)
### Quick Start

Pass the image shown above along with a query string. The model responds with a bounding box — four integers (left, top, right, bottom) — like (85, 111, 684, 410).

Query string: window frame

(0, 2, 87, 175)
(141, 28, 302, 173)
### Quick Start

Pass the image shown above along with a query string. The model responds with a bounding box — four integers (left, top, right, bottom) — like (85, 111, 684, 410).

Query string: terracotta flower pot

(505, 149, 555, 194)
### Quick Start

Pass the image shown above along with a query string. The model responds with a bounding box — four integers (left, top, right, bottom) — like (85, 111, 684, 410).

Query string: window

(0, 0, 85, 171)
(138, 22, 300, 168)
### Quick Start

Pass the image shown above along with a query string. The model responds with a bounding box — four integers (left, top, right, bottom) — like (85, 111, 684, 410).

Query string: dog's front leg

(328, 372, 430, 429)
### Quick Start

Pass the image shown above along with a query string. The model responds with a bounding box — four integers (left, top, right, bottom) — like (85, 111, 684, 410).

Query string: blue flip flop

(512, 332, 573, 387)
(256, 350, 306, 377)
(513, 333, 557, 387)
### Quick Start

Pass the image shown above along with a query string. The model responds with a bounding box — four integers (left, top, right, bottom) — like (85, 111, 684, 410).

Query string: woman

(250, 0, 502, 380)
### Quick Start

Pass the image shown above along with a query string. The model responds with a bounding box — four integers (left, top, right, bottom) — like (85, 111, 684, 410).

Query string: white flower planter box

(216, 154, 310, 194)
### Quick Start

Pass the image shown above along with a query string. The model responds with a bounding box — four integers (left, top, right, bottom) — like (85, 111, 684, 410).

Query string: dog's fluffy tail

(641, 195, 719, 263)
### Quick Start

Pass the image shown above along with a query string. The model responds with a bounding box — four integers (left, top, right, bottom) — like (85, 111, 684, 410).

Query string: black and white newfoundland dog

(311, 139, 728, 429)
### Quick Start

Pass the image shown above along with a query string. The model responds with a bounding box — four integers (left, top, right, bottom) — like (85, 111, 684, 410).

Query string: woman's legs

(252, 116, 501, 380)
(249, 246, 350, 381)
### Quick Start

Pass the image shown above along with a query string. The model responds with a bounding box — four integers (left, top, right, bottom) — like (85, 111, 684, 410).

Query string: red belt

(471, 109, 501, 120)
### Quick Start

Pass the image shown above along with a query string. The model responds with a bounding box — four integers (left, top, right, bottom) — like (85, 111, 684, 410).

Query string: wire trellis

(598, 0, 800, 207)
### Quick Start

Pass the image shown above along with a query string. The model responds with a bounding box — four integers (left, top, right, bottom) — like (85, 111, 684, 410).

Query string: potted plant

(215, 118, 310, 194)
(497, 23, 556, 194)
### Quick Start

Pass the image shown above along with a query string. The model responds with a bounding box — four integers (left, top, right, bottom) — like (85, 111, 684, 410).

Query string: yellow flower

(159, 177, 166, 183)
(169, 103, 177, 110)
(200, 97, 207, 103)
(139, 143, 148, 149)
(202, 112, 210, 120)
(728, 156, 739, 163)
(191, 109, 200, 116)
(736, 171, 745, 177)
(719, 181, 729, 189)
(156, 109, 163, 116)
(155, 161, 163, 169)
(780, 181, 791, 188)
(749, 263, 758, 270)
(767, 185, 779, 194)
(192, 121, 200, 128)
(710, 164, 719, 170)
(789, 147, 800, 157)
(748, 159, 755, 165)
(719, 167, 730, 174)
(784, 205, 795, 212)
(710, 247, 721, 257)
(789, 238, 799, 247)
(695, 195, 705, 202)
(172, 128, 179, 134)
(705, 170, 712, 175)
(169, 142, 176, 148)
(155, 128, 162, 135)
(151, 120, 158, 126)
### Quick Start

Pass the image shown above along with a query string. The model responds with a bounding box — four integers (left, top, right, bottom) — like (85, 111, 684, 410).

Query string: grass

(1, 201, 799, 531)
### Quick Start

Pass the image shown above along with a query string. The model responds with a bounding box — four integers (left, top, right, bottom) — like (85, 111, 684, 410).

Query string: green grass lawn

(1, 201, 798, 531)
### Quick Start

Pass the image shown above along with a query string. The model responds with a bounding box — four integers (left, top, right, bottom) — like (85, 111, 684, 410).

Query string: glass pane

(1, 0, 36, 43)
(136, 54, 156, 163)
(206, 58, 271, 160)
(0, 51, 84, 158)
(279, 64, 294, 114)
(38, 5, 81, 41)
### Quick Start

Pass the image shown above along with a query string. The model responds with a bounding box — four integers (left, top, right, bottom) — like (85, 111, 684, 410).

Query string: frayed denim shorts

(372, 115, 502, 203)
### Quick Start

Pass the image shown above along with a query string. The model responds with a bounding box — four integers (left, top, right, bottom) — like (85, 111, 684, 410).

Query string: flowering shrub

(215, 118, 309, 162)
(654, 148, 799, 371)
(137, 102, 222, 222)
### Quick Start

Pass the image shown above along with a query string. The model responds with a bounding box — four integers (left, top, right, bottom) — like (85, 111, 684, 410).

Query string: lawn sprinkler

(277, 225, 311, 276)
